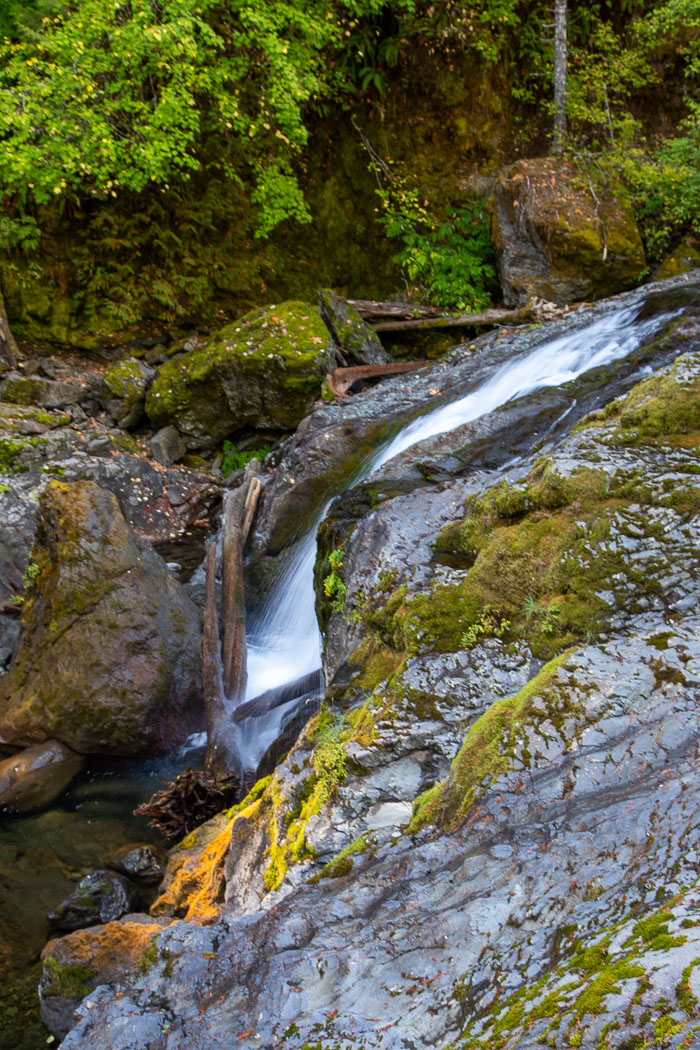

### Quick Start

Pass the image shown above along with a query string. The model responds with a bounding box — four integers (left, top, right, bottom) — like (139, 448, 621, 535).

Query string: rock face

(145, 300, 337, 448)
(47, 275, 700, 1050)
(491, 157, 646, 306)
(0, 481, 203, 755)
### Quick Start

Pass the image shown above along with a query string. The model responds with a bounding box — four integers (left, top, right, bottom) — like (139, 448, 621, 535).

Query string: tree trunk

(553, 0, 568, 155)
(0, 287, 18, 369)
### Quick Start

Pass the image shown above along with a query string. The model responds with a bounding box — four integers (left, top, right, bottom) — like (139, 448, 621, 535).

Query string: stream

(0, 285, 687, 1048)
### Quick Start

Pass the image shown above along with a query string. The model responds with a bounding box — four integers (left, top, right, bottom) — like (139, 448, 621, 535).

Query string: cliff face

(43, 274, 700, 1050)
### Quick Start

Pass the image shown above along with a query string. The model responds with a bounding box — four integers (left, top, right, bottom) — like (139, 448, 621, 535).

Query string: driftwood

(201, 471, 261, 774)
(135, 767, 240, 841)
(327, 360, 427, 400)
(221, 486, 248, 702)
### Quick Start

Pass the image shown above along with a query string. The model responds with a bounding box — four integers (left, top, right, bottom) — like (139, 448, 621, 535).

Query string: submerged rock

(0, 481, 203, 755)
(145, 300, 336, 448)
(0, 740, 84, 814)
(491, 157, 646, 305)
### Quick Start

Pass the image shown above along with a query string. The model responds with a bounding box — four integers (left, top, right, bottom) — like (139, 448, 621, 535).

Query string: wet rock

(47, 871, 136, 932)
(0, 740, 84, 813)
(0, 481, 203, 755)
(490, 157, 646, 306)
(57, 628, 700, 1050)
(318, 288, 390, 365)
(100, 358, 155, 429)
(107, 846, 164, 883)
(147, 425, 186, 466)
(145, 300, 337, 448)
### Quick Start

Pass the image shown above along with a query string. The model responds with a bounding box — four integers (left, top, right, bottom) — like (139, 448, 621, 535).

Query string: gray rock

(100, 358, 155, 430)
(147, 425, 186, 466)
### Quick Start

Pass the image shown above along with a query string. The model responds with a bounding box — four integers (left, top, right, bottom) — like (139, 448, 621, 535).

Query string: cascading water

(234, 298, 680, 771)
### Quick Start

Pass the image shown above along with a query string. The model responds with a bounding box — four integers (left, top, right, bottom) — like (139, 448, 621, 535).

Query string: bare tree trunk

(202, 541, 228, 772)
(0, 287, 17, 369)
(553, 0, 568, 155)
(221, 486, 248, 702)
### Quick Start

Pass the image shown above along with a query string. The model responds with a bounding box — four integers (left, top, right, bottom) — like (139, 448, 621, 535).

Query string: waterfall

(234, 298, 679, 771)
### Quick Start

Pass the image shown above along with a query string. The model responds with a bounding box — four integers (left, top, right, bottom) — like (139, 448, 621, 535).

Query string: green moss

(225, 775, 272, 819)
(42, 956, 96, 1000)
(0, 376, 44, 406)
(137, 934, 161, 974)
(309, 835, 370, 883)
(412, 650, 575, 830)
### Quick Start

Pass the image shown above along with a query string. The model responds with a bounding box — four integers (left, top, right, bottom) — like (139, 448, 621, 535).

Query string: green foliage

(461, 606, 510, 648)
(375, 168, 496, 311)
(0, 0, 394, 239)
(220, 440, 272, 477)
(312, 705, 348, 801)
(323, 548, 347, 614)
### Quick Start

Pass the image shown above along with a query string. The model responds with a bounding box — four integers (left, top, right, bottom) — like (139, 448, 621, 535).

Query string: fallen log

(345, 298, 443, 322)
(221, 485, 247, 702)
(373, 306, 529, 332)
(326, 360, 427, 400)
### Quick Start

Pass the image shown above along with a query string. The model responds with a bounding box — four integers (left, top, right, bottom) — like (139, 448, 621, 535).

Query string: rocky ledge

(38, 273, 700, 1049)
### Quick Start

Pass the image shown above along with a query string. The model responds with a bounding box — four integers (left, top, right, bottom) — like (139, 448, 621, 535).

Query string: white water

(241, 300, 675, 722)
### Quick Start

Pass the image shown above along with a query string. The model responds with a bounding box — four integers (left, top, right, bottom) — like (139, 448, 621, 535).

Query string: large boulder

(145, 301, 336, 448)
(490, 157, 646, 305)
(0, 740, 84, 814)
(0, 481, 203, 755)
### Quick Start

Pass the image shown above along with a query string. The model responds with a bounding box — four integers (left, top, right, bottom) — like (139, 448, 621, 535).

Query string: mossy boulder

(655, 239, 700, 280)
(100, 358, 155, 429)
(318, 289, 390, 365)
(491, 157, 646, 306)
(39, 919, 162, 1039)
(0, 480, 203, 755)
(146, 301, 336, 448)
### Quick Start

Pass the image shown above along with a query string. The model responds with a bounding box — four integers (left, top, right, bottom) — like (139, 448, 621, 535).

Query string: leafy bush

(375, 170, 497, 311)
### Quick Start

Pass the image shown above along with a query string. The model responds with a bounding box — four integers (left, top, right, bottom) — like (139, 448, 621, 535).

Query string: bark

(327, 360, 426, 399)
(553, 0, 568, 155)
(0, 288, 18, 369)
(202, 542, 226, 751)
(221, 486, 248, 702)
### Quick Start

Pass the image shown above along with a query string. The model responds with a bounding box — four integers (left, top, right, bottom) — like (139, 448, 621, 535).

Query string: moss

(412, 650, 575, 830)
(309, 835, 370, 883)
(589, 353, 700, 449)
(0, 376, 44, 407)
(225, 775, 272, 819)
(42, 956, 96, 1000)
(137, 933, 161, 974)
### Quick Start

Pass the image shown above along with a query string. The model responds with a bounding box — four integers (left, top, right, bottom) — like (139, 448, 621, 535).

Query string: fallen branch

(327, 360, 426, 400)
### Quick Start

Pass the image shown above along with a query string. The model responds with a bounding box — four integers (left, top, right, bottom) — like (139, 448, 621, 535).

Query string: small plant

(220, 440, 272, 478)
(461, 606, 510, 648)
(9, 594, 23, 606)
(323, 548, 347, 615)
(313, 706, 348, 801)
(22, 561, 40, 589)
